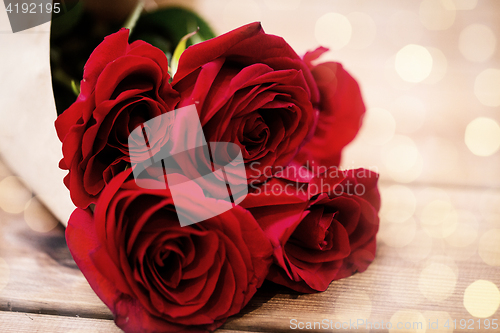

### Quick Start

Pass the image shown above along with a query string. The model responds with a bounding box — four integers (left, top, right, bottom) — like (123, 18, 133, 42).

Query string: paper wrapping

(0, 14, 75, 225)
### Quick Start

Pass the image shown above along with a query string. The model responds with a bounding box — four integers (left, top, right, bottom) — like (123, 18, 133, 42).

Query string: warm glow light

(390, 95, 426, 134)
(465, 117, 500, 156)
(417, 187, 450, 204)
(383, 135, 418, 171)
(420, 200, 457, 239)
(480, 191, 500, 227)
(395, 44, 433, 83)
(0, 257, 9, 293)
(424, 47, 448, 84)
(459, 24, 496, 62)
(398, 230, 433, 262)
(360, 107, 396, 146)
(419, 0, 456, 31)
(444, 210, 478, 248)
(389, 11, 423, 46)
(474, 69, 500, 107)
(346, 12, 377, 49)
(383, 135, 423, 183)
(464, 280, 500, 318)
(263, 0, 300, 10)
(419, 263, 457, 302)
(389, 310, 426, 333)
(379, 217, 416, 248)
(0, 176, 32, 214)
(422, 311, 453, 333)
(315, 13, 352, 50)
(24, 197, 59, 233)
(390, 269, 423, 307)
(0, 160, 8, 179)
(334, 290, 372, 323)
(223, 0, 261, 29)
(421, 137, 459, 181)
(385, 55, 413, 90)
(380, 185, 416, 223)
(451, 0, 477, 10)
(478, 229, 500, 266)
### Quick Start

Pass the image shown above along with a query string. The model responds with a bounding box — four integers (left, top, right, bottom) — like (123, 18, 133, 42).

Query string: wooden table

(0, 157, 499, 333)
(1, 1, 500, 332)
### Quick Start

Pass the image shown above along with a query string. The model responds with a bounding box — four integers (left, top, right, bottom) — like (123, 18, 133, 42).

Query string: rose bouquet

(54, 5, 380, 332)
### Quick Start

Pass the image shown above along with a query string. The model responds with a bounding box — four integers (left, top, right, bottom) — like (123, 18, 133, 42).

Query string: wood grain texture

(1, 170, 499, 332)
(0, 311, 121, 333)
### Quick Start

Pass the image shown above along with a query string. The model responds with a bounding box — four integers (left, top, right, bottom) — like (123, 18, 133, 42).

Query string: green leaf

(50, 1, 84, 40)
(71, 80, 80, 96)
(170, 29, 199, 78)
(131, 6, 216, 51)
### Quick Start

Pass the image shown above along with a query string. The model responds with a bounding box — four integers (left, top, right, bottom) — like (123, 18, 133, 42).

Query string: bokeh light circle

(478, 229, 500, 266)
(395, 44, 433, 83)
(418, 263, 457, 302)
(465, 117, 500, 156)
(389, 310, 426, 333)
(346, 12, 377, 49)
(419, 0, 456, 31)
(420, 200, 458, 239)
(459, 24, 497, 62)
(474, 69, 500, 107)
(315, 13, 352, 50)
(24, 197, 59, 233)
(383, 135, 423, 183)
(380, 185, 416, 223)
(463, 280, 500, 318)
(0, 176, 32, 214)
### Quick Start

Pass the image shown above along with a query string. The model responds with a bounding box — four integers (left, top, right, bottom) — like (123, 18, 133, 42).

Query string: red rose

(242, 168, 380, 293)
(55, 28, 179, 209)
(294, 47, 366, 168)
(66, 169, 272, 333)
(171, 22, 320, 184)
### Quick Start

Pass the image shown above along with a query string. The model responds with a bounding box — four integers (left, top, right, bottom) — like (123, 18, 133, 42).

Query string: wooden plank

(1, 161, 500, 332)
(0, 311, 121, 333)
(0, 211, 113, 320)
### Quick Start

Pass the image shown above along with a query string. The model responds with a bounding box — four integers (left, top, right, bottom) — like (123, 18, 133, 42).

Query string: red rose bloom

(242, 168, 380, 293)
(172, 22, 320, 184)
(294, 47, 366, 168)
(65, 169, 273, 333)
(55, 28, 179, 209)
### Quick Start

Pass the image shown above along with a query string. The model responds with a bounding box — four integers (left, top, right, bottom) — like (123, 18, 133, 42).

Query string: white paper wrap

(0, 15, 75, 225)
